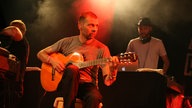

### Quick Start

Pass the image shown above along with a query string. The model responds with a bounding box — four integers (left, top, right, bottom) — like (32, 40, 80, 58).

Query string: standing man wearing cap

(126, 17, 170, 74)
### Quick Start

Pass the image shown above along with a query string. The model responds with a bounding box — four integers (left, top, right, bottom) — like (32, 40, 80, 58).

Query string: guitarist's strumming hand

(48, 55, 65, 73)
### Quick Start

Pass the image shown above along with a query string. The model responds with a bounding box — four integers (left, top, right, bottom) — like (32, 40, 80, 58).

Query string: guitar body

(40, 52, 84, 92)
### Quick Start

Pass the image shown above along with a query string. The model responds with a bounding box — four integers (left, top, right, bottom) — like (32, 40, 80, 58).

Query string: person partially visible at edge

(0, 20, 30, 107)
(37, 11, 119, 108)
(1, 20, 29, 91)
(9, 20, 30, 86)
(126, 17, 170, 74)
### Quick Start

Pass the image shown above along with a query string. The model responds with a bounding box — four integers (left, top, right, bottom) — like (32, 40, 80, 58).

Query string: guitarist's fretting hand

(48, 56, 65, 73)
(109, 56, 119, 71)
(102, 56, 119, 86)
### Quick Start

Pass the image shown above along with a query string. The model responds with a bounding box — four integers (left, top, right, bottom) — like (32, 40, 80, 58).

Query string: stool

(53, 97, 103, 108)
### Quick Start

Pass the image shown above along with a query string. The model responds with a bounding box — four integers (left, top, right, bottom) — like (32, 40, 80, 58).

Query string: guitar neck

(75, 58, 110, 69)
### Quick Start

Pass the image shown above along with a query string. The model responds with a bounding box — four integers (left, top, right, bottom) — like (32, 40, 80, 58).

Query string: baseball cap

(137, 17, 152, 26)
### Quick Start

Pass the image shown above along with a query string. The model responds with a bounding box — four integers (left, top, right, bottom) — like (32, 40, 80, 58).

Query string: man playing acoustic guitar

(37, 11, 119, 108)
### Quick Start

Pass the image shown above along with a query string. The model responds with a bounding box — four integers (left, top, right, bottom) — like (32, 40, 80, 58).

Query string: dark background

(0, 0, 192, 107)
(0, 0, 191, 84)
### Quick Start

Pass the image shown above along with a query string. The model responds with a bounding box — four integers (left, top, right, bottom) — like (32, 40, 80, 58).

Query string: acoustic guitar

(40, 52, 113, 92)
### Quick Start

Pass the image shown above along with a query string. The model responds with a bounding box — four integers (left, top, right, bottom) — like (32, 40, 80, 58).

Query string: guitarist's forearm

(103, 68, 118, 86)
(37, 49, 51, 64)
(104, 75, 116, 86)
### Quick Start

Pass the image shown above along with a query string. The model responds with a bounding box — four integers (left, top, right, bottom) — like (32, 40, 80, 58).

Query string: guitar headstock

(118, 52, 138, 63)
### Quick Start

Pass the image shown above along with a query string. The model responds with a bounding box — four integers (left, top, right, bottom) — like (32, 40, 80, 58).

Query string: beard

(86, 33, 96, 40)
(139, 33, 150, 38)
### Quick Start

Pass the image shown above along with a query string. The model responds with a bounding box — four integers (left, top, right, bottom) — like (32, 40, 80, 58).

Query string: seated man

(37, 11, 119, 108)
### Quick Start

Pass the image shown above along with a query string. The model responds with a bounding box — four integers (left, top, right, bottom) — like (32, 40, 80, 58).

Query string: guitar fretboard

(75, 58, 110, 69)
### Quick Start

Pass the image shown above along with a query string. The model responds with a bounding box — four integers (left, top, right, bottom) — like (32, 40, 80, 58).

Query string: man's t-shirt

(127, 37, 167, 69)
(50, 35, 111, 85)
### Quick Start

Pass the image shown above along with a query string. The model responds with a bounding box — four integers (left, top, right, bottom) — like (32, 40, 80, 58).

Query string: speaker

(20, 67, 42, 108)
(98, 72, 167, 108)
(184, 76, 192, 96)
